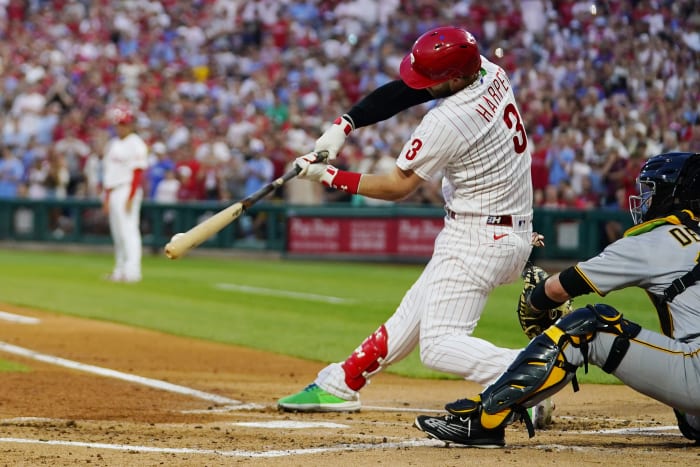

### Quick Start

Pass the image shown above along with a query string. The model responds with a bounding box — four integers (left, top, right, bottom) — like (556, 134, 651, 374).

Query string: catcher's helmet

(107, 104, 135, 125)
(629, 152, 700, 224)
(399, 26, 481, 89)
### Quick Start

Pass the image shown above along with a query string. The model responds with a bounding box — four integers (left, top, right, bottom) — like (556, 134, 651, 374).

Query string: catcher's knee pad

(549, 303, 641, 373)
(342, 324, 388, 391)
(480, 331, 577, 420)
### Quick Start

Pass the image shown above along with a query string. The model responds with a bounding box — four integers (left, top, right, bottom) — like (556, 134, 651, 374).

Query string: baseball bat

(164, 151, 327, 259)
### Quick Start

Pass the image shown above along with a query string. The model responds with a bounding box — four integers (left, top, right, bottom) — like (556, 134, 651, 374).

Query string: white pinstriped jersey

(396, 56, 533, 217)
(314, 57, 539, 398)
(103, 133, 148, 189)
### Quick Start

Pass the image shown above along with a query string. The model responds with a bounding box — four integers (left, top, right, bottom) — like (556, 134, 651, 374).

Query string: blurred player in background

(102, 104, 148, 283)
(278, 26, 547, 421)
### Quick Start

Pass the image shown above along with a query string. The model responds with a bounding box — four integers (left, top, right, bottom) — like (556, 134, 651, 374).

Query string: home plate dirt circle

(0, 303, 695, 466)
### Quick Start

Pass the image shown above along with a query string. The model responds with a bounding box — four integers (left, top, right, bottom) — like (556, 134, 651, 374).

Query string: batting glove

(295, 153, 338, 186)
(314, 114, 354, 161)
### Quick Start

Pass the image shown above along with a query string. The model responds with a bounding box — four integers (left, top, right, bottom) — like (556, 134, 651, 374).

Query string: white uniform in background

(103, 131, 148, 282)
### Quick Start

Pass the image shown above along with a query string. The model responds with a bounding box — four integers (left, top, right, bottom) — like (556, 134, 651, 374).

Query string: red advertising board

(287, 216, 443, 260)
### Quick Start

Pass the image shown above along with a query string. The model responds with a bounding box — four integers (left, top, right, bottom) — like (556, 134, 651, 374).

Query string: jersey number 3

(404, 138, 423, 160)
(503, 103, 527, 154)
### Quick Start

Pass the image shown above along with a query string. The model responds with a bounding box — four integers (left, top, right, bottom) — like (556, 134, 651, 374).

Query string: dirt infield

(0, 303, 697, 466)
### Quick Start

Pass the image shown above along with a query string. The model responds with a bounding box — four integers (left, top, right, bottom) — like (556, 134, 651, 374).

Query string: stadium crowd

(0, 0, 698, 217)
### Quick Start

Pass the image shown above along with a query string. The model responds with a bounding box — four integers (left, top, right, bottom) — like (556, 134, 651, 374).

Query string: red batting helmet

(107, 104, 135, 125)
(399, 26, 481, 89)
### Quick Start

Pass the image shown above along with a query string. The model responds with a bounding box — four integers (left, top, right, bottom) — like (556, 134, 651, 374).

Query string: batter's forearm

(357, 173, 416, 201)
(316, 168, 420, 201)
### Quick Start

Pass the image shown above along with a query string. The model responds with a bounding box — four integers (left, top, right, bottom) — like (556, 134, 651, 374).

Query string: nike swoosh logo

(493, 233, 509, 240)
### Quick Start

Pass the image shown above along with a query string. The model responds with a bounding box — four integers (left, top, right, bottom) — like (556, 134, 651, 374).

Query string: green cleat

(277, 383, 361, 412)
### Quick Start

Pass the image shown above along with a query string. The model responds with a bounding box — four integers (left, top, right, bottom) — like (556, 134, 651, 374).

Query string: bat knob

(164, 233, 185, 260)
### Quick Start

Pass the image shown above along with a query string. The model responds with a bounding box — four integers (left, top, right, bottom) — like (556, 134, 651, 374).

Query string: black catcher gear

(629, 152, 700, 224)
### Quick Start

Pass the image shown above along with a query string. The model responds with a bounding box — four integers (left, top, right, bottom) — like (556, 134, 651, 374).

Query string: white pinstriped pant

(317, 214, 533, 400)
(107, 185, 143, 281)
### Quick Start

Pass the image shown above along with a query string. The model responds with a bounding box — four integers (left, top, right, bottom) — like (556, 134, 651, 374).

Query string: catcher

(415, 151, 700, 447)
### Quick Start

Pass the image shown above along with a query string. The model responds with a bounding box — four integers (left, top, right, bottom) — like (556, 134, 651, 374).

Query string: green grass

(0, 359, 30, 372)
(0, 249, 658, 384)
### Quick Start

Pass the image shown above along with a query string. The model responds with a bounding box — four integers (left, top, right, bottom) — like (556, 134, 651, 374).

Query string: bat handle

(315, 150, 330, 163)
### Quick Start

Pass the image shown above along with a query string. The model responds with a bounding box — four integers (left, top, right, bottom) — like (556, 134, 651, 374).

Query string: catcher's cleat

(277, 383, 360, 412)
(414, 414, 505, 448)
(674, 409, 700, 444)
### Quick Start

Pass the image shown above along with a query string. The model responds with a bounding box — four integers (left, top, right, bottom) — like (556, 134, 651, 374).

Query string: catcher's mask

(629, 152, 700, 224)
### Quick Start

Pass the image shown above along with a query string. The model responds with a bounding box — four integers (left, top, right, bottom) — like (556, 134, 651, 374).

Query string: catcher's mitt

(517, 264, 572, 339)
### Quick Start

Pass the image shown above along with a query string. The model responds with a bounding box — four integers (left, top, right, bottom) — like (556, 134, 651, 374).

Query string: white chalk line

(0, 426, 684, 458)
(233, 421, 349, 429)
(214, 283, 354, 304)
(0, 341, 247, 407)
(0, 311, 40, 324)
(182, 403, 441, 414)
(0, 437, 442, 458)
(578, 426, 682, 435)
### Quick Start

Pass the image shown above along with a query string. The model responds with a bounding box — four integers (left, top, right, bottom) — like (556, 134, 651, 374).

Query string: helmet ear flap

(673, 155, 700, 214)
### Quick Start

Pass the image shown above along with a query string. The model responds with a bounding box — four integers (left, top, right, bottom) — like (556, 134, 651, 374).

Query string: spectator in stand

(145, 141, 173, 199)
(541, 183, 563, 210)
(600, 148, 629, 210)
(175, 165, 198, 202)
(545, 130, 575, 188)
(54, 126, 91, 196)
(0, 146, 24, 199)
(153, 167, 181, 236)
(173, 142, 202, 200)
(2, 115, 27, 149)
(240, 138, 274, 239)
(44, 149, 70, 200)
(529, 133, 551, 194)
(25, 157, 49, 200)
(569, 147, 592, 197)
(572, 175, 601, 210)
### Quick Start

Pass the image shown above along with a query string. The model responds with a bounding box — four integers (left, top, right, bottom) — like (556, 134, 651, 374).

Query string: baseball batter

(102, 105, 148, 283)
(415, 152, 700, 447)
(279, 26, 537, 412)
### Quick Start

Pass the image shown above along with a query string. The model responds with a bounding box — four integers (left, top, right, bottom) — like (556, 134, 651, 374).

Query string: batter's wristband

(323, 167, 362, 194)
(334, 115, 354, 135)
(529, 279, 567, 310)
